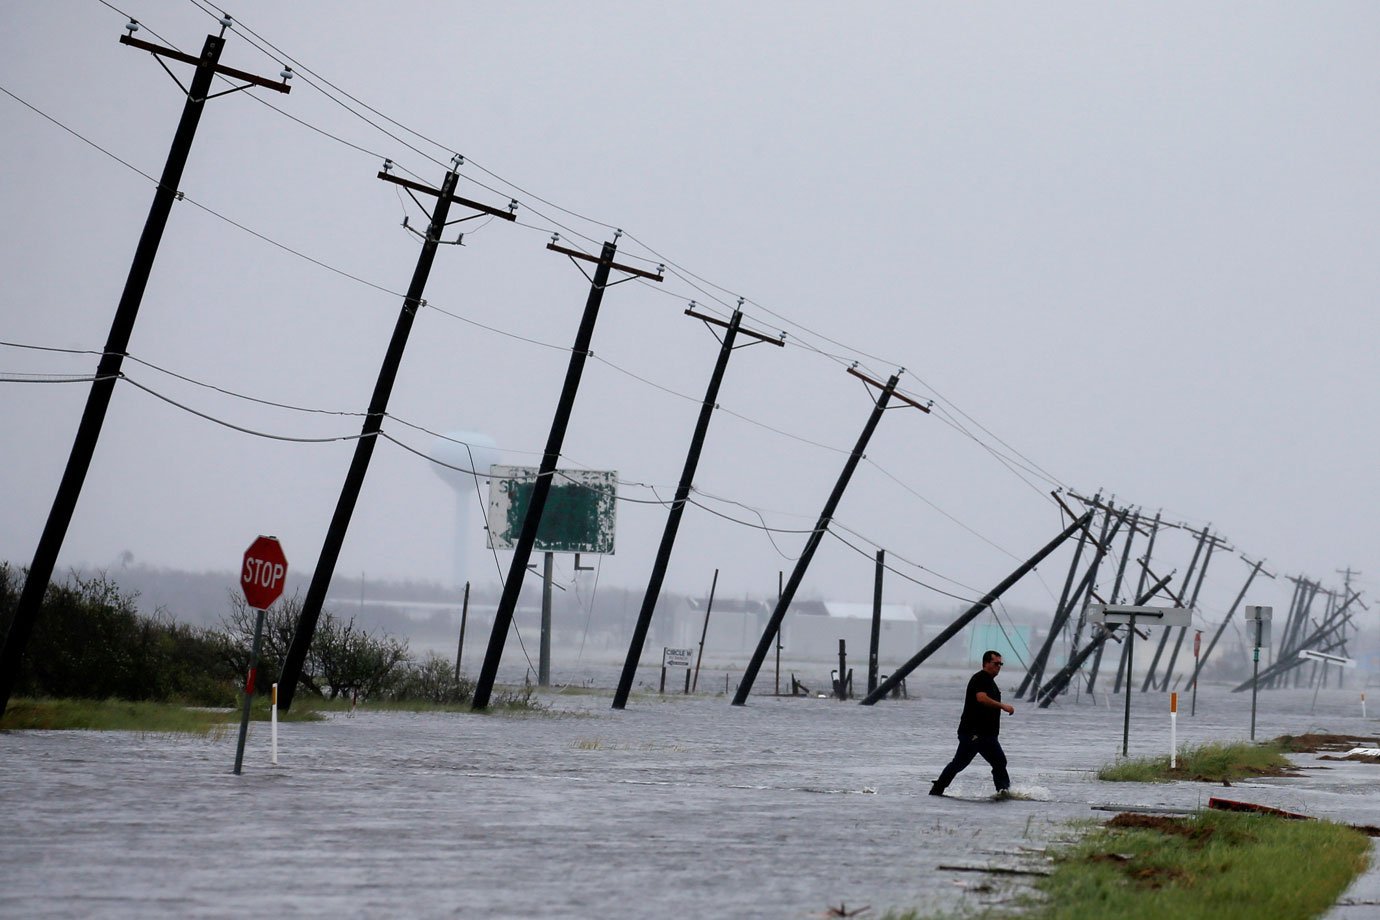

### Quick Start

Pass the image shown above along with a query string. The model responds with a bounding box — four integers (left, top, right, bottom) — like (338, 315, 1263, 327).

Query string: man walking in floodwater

(930, 650, 1014, 797)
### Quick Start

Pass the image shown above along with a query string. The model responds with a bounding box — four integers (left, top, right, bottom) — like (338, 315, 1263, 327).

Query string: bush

(381, 653, 474, 704)
(220, 592, 410, 702)
(0, 563, 239, 706)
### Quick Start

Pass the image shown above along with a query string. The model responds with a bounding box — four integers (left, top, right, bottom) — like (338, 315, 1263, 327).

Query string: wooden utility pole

(1023, 504, 1127, 700)
(733, 369, 929, 705)
(1015, 493, 1094, 699)
(863, 511, 1094, 705)
(1114, 511, 1162, 693)
(691, 569, 718, 693)
(472, 238, 663, 710)
(454, 581, 470, 680)
(1159, 531, 1229, 689)
(1083, 511, 1140, 693)
(278, 162, 515, 710)
(612, 303, 781, 709)
(1141, 525, 1210, 692)
(1185, 558, 1268, 691)
(868, 550, 885, 695)
(0, 20, 291, 717)
(1036, 572, 1174, 707)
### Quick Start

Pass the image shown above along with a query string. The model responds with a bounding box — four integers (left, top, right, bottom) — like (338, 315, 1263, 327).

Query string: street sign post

(235, 536, 287, 775)
(661, 646, 694, 694)
(1085, 604, 1189, 756)
(1244, 605, 1272, 740)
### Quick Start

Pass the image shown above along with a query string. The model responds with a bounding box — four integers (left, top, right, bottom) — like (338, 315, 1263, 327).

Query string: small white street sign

(662, 647, 694, 669)
(1298, 648, 1356, 669)
(1085, 604, 1191, 627)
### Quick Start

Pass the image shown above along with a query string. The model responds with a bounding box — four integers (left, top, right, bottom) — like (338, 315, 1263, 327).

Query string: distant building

(785, 601, 921, 664)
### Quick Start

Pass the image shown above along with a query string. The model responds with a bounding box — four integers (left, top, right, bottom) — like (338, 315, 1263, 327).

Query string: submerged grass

(2, 682, 547, 733)
(0, 697, 318, 734)
(1097, 739, 1297, 783)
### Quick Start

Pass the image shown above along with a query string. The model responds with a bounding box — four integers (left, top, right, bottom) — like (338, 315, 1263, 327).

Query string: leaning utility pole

(1233, 600, 1357, 693)
(1141, 525, 1209, 691)
(277, 161, 516, 709)
(472, 237, 663, 710)
(1185, 557, 1269, 691)
(612, 302, 782, 710)
(1084, 510, 1140, 693)
(861, 511, 1094, 705)
(1015, 492, 1094, 699)
(1114, 511, 1161, 693)
(733, 368, 930, 705)
(1335, 567, 1361, 688)
(1022, 504, 1127, 700)
(1159, 532, 1228, 689)
(1036, 572, 1174, 708)
(0, 18, 291, 718)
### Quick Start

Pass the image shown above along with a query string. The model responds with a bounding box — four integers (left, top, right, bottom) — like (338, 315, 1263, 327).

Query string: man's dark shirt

(957, 669, 1001, 737)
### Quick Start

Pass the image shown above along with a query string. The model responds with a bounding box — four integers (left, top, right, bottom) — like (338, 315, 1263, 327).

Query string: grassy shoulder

(1028, 810, 1369, 920)
(1, 687, 548, 733)
(1098, 734, 1375, 783)
(884, 809, 1370, 920)
(0, 697, 320, 734)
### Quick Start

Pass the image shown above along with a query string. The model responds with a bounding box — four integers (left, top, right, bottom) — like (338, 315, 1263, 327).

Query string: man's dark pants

(932, 731, 1010, 793)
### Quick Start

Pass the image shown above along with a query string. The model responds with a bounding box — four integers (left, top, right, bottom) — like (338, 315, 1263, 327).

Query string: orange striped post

(270, 682, 279, 765)
(1170, 692, 1179, 768)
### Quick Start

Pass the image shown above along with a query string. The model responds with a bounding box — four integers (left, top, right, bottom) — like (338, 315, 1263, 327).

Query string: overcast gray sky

(2, 1, 1376, 623)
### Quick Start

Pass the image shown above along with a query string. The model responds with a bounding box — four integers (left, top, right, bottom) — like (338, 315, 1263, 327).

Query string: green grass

(1098, 740, 1296, 783)
(0, 697, 320, 734)
(310, 696, 548, 715)
(1, 683, 549, 733)
(1028, 810, 1368, 920)
(881, 810, 1369, 920)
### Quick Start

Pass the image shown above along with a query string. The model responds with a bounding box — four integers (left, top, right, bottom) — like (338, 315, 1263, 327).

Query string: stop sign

(241, 535, 288, 610)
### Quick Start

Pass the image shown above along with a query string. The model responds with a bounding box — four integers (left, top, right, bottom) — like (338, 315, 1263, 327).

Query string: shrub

(0, 563, 238, 706)
(381, 653, 474, 704)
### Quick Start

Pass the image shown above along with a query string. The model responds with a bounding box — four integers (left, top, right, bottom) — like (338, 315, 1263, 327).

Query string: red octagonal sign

(241, 535, 288, 610)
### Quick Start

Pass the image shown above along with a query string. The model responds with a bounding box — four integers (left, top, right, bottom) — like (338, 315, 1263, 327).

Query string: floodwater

(2, 666, 1378, 919)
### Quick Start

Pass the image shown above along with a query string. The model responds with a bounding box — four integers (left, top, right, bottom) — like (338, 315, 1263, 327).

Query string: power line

(5, 75, 1064, 517)
(827, 528, 976, 604)
(121, 375, 366, 443)
(145, 2, 1077, 502)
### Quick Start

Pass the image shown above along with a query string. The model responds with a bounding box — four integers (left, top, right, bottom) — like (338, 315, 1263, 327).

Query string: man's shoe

(928, 785, 944, 796)
(993, 789, 1012, 800)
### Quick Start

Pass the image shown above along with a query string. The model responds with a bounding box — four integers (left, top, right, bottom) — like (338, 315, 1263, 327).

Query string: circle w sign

(241, 535, 288, 610)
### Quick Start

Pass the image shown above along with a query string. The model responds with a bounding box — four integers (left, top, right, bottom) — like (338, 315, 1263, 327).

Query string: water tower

(429, 430, 502, 588)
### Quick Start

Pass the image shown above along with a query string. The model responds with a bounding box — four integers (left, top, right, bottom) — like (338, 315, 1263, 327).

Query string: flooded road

(2, 668, 1377, 918)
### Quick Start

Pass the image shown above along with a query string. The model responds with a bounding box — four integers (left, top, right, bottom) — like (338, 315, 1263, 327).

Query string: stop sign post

(234, 536, 287, 775)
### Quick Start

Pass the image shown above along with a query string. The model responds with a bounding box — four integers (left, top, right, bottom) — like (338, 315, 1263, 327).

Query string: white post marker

(1170, 692, 1178, 769)
(1363, 693, 1368, 720)
(271, 682, 279, 765)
